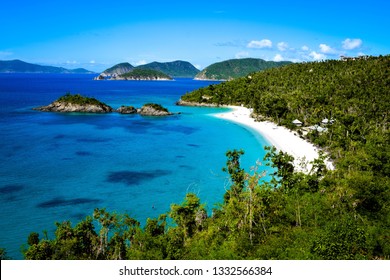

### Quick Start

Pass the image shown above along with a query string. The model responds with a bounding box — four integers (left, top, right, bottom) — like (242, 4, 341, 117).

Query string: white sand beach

(213, 106, 334, 173)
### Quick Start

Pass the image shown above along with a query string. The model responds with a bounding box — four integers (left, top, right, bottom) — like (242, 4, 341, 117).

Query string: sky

(1, 0, 389, 72)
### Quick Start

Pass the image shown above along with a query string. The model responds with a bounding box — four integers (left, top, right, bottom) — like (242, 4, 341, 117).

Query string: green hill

(102, 62, 134, 75)
(195, 58, 292, 80)
(135, 60, 200, 78)
(0, 59, 94, 74)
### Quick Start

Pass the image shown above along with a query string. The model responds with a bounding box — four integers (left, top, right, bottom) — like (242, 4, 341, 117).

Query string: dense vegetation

(136, 60, 200, 78)
(19, 56, 390, 260)
(142, 103, 169, 112)
(119, 69, 172, 80)
(195, 58, 292, 80)
(56, 93, 109, 107)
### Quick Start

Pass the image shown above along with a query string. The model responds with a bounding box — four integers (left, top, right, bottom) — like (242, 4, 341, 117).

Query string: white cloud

(89, 60, 96, 64)
(273, 54, 284, 62)
(277, 42, 288, 51)
(66, 60, 78, 64)
(319, 44, 336, 54)
(235, 51, 249, 59)
(342, 38, 362, 50)
(247, 39, 272, 49)
(309, 51, 326, 60)
(301, 45, 310, 51)
(194, 64, 202, 70)
(134, 60, 147, 66)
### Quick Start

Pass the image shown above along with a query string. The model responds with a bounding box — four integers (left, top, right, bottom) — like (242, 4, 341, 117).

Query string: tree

(169, 193, 206, 239)
(223, 149, 246, 202)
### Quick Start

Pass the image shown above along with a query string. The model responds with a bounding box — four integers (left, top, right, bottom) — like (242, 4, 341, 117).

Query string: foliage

(142, 103, 169, 112)
(195, 58, 292, 80)
(0, 248, 10, 260)
(56, 93, 108, 107)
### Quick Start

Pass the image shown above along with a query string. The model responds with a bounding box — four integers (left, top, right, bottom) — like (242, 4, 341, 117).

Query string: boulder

(117, 106, 137, 114)
(138, 103, 173, 116)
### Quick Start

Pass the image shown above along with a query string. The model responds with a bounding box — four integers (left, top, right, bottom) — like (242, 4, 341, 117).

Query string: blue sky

(1, 0, 389, 71)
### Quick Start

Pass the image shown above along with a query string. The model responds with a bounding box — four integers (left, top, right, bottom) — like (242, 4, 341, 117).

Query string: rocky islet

(34, 94, 174, 116)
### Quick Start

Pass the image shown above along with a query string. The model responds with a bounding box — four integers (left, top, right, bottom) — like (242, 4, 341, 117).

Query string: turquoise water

(0, 74, 272, 259)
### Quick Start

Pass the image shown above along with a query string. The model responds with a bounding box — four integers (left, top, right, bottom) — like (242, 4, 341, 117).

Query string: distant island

(0, 59, 94, 74)
(95, 60, 199, 80)
(194, 58, 292, 80)
(34, 93, 173, 116)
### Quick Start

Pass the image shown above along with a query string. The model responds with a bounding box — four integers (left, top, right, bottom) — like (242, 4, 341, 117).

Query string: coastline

(212, 106, 334, 173)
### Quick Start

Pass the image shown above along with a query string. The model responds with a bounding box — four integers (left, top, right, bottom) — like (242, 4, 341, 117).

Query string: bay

(0, 74, 273, 259)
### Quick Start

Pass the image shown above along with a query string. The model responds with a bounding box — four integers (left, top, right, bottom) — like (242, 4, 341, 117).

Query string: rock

(94, 73, 107, 80)
(176, 99, 219, 107)
(138, 103, 173, 116)
(116, 106, 137, 114)
(34, 102, 113, 113)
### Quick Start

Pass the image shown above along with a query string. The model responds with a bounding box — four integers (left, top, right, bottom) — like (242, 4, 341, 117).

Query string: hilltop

(136, 60, 200, 78)
(102, 62, 134, 76)
(195, 58, 292, 80)
(0, 60, 94, 74)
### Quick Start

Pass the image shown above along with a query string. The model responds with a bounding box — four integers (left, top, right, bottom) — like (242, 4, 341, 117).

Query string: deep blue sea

(0, 73, 272, 259)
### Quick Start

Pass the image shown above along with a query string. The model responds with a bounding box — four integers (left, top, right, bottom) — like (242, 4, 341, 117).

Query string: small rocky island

(116, 105, 137, 114)
(138, 103, 173, 116)
(95, 69, 173, 81)
(33, 93, 113, 113)
(34, 93, 174, 116)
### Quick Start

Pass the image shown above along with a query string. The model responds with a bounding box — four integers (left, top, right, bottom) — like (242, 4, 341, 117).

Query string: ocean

(0, 73, 273, 259)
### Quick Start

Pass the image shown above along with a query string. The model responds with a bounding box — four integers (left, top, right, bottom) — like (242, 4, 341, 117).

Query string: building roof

(292, 119, 303, 124)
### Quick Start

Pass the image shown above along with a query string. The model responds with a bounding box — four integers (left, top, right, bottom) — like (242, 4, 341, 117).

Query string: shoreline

(212, 106, 334, 173)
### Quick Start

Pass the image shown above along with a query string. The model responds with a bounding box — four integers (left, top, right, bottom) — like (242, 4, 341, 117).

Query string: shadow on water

(76, 137, 112, 143)
(0, 184, 25, 194)
(75, 151, 93, 156)
(37, 197, 102, 208)
(187, 143, 200, 148)
(106, 170, 172, 186)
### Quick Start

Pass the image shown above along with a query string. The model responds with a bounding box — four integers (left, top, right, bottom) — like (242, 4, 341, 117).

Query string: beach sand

(213, 106, 334, 173)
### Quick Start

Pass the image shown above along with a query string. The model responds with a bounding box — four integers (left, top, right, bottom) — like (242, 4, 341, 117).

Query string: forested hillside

(136, 60, 200, 77)
(15, 56, 389, 260)
(195, 58, 291, 80)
